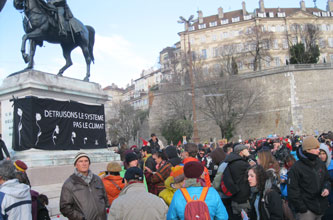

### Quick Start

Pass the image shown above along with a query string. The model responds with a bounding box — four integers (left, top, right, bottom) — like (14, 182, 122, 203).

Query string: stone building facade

(178, 0, 333, 74)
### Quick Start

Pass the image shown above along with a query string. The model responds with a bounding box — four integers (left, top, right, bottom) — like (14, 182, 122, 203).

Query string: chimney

(242, 1, 247, 15)
(259, 0, 265, 13)
(218, 7, 224, 19)
(198, 10, 203, 23)
(300, 0, 306, 11)
(327, 0, 333, 11)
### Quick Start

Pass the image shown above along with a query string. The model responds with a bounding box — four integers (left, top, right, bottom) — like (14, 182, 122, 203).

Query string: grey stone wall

(149, 65, 333, 142)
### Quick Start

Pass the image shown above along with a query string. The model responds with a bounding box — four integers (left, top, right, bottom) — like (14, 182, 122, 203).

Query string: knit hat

(107, 161, 122, 172)
(234, 144, 248, 154)
(302, 136, 320, 151)
(124, 167, 143, 181)
(14, 160, 28, 172)
(184, 161, 204, 179)
(170, 165, 185, 183)
(125, 152, 137, 164)
(74, 152, 91, 165)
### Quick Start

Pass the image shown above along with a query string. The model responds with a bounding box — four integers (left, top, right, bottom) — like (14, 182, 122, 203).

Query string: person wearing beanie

(167, 161, 228, 220)
(109, 167, 168, 220)
(60, 152, 109, 220)
(182, 143, 211, 187)
(222, 144, 251, 219)
(102, 162, 124, 206)
(288, 136, 331, 219)
(125, 152, 138, 168)
(159, 165, 185, 206)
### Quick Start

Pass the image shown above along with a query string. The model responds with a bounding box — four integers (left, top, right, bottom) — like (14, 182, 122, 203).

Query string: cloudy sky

(0, 0, 326, 88)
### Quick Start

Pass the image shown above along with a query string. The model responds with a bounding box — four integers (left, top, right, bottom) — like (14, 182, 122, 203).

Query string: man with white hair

(60, 152, 109, 220)
(0, 160, 32, 220)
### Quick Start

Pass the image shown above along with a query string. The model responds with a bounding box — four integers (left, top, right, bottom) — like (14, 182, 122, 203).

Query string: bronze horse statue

(14, 0, 95, 81)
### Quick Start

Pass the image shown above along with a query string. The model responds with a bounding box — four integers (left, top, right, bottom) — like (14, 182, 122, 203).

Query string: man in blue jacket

(167, 161, 228, 220)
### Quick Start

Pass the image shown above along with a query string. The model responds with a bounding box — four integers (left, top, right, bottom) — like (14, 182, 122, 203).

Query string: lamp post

(178, 15, 200, 143)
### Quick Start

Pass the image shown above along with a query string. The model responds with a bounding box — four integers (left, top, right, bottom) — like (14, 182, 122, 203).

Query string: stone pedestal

(0, 70, 119, 167)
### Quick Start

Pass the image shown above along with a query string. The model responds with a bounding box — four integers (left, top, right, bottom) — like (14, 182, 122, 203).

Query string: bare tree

(243, 23, 275, 71)
(197, 74, 262, 139)
(107, 101, 148, 144)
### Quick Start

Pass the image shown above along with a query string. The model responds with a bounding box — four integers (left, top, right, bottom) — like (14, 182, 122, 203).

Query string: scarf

(303, 151, 318, 161)
(183, 178, 206, 188)
(74, 168, 93, 184)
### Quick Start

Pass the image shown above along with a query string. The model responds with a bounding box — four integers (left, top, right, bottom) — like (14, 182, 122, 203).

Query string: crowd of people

(0, 132, 332, 220)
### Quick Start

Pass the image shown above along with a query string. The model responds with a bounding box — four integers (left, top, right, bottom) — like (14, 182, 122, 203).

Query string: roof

(183, 7, 326, 34)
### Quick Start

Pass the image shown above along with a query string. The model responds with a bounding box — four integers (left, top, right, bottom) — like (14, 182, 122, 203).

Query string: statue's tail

(86, 25, 95, 64)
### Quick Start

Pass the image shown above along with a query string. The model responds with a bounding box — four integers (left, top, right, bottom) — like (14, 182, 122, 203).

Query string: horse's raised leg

(81, 45, 91, 82)
(58, 45, 73, 76)
(26, 40, 37, 69)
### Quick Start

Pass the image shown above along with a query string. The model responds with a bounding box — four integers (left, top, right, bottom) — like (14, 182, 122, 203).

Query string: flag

(140, 137, 148, 146)
(177, 140, 181, 146)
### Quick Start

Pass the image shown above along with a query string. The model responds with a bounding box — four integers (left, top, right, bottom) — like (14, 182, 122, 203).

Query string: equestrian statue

(14, 0, 95, 81)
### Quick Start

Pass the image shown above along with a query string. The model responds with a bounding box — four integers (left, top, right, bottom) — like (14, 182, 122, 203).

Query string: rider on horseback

(47, 0, 72, 36)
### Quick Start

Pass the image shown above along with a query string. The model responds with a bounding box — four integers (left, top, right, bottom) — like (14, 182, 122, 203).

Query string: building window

(198, 23, 206, 29)
(237, 61, 243, 70)
(265, 57, 271, 67)
(244, 15, 252, 20)
(258, 13, 266, 18)
(277, 12, 285, 17)
(202, 49, 207, 59)
(221, 19, 229, 24)
(212, 34, 217, 41)
(201, 36, 206, 43)
(322, 12, 329, 17)
(271, 26, 276, 32)
(292, 37, 297, 45)
(330, 54, 333, 62)
(232, 17, 240, 22)
(283, 39, 288, 49)
(319, 38, 326, 48)
(274, 57, 280, 66)
(273, 39, 279, 49)
(189, 26, 195, 31)
(328, 38, 333, 47)
(223, 32, 228, 38)
(209, 21, 217, 27)
(213, 47, 219, 57)
(269, 12, 274, 17)
(313, 12, 320, 16)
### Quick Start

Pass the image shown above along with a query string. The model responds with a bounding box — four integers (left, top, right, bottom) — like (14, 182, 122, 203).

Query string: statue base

(0, 69, 119, 168)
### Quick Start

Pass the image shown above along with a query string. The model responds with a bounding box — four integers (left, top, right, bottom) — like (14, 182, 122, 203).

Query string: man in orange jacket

(182, 143, 211, 187)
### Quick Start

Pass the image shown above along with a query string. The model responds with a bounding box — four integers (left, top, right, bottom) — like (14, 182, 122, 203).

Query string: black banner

(12, 97, 106, 151)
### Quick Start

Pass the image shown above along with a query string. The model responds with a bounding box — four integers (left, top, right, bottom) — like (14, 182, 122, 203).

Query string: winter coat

(248, 185, 283, 220)
(0, 179, 32, 220)
(223, 152, 251, 203)
(287, 147, 331, 215)
(102, 175, 125, 206)
(147, 162, 172, 195)
(159, 176, 178, 206)
(60, 173, 109, 220)
(109, 182, 168, 220)
(167, 186, 228, 220)
(327, 160, 333, 205)
(148, 138, 164, 151)
(183, 157, 211, 187)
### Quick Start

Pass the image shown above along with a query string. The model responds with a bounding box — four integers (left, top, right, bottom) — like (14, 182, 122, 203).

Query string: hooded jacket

(60, 173, 109, 220)
(109, 182, 168, 220)
(287, 146, 331, 215)
(165, 146, 182, 166)
(0, 179, 32, 220)
(102, 175, 125, 206)
(319, 143, 332, 168)
(223, 152, 250, 203)
(159, 176, 178, 206)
